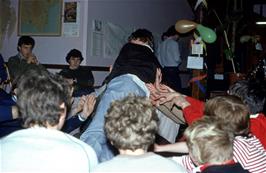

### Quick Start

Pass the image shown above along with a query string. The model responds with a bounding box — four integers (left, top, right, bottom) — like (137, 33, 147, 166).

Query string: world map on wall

(0, 0, 16, 49)
(18, 0, 62, 36)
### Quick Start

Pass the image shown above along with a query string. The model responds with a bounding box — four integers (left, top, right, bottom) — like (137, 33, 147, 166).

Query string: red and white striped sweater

(172, 135, 266, 173)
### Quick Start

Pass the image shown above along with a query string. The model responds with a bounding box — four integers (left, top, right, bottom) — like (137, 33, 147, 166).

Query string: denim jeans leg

(80, 75, 149, 162)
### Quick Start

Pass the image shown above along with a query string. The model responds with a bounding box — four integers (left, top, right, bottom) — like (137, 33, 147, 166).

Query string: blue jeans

(80, 74, 148, 162)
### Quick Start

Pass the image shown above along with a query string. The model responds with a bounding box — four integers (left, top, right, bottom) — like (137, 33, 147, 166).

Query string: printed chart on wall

(18, 0, 62, 36)
(91, 20, 104, 57)
(91, 20, 133, 58)
(63, 1, 80, 37)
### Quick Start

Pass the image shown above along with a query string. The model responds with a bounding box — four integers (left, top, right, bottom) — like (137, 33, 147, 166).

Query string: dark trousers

(162, 67, 182, 92)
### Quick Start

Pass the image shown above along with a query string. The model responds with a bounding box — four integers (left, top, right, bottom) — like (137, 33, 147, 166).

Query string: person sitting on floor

(0, 75, 96, 137)
(93, 95, 186, 172)
(1, 66, 98, 172)
(184, 116, 248, 173)
(7, 36, 42, 81)
(59, 49, 94, 97)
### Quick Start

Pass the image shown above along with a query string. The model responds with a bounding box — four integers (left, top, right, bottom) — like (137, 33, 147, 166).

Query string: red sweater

(183, 96, 266, 149)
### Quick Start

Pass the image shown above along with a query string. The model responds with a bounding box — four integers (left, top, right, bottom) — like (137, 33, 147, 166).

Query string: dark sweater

(59, 66, 94, 96)
(200, 163, 249, 173)
(105, 43, 162, 84)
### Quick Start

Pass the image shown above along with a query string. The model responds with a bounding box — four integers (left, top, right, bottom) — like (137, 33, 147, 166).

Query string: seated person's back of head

(1, 66, 98, 172)
(94, 95, 186, 172)
(185, 116, 249, 173)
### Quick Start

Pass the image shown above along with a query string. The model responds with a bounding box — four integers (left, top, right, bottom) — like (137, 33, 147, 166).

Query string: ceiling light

(256, 21, 266, 25)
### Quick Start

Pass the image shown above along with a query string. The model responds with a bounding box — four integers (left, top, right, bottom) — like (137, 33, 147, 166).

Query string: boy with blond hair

(185, 116, 248, 173)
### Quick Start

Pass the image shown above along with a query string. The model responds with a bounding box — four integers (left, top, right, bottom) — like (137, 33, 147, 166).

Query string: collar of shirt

(193, 159, 235, 173)
(18, 53, 27, 60)
(142, 44, 154, 52)
(250, 113, 259, 118)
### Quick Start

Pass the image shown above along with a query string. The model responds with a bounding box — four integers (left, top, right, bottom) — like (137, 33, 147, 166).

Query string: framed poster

(18, 0, 62, 36)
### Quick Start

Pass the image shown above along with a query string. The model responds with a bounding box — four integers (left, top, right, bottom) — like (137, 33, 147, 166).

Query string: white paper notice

(214, 74, 224, 80)
(92, 32, 104, 57)
(191, 44, 203, 55)
(104, 22, 132, 58)
(187, 56, 203, 69)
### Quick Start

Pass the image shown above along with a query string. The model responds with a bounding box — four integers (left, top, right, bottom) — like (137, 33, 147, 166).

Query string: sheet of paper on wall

(214, 74, 224, 80)
(92, 32, 104, 57)
(63, 2, 80, 37)
(191, 44, 203, 55)
(187, 56, 203, 69)
(104, 22, 133, 58)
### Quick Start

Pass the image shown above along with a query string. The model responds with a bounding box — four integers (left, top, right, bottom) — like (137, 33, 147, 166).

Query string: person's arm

(80, 95, 96, 118)
(249, 113, 266, 149)
(182, 96, 205, 125)
(165, 94, 204, 125)
(147, 81, 205, 125)
(154, 141, 189, 153)
(62, 115, 83, 133)
(62, 95, 96, 133)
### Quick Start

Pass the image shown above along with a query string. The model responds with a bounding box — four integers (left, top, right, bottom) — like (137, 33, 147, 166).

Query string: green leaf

(224, 49, 234, 60)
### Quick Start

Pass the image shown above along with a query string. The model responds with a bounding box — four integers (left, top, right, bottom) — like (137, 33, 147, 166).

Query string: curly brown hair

(105, 95, 158, 151)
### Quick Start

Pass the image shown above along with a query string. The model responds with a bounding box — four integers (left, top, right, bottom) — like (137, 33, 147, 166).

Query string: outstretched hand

(146, 82, 190, 109)
(154, 68, 162, 90)
(147, 69, 187, 107)
(146, 82, 180, 105)
(155, 92, 181, 105)
(146, 83, 160, 106)
(81, 95, 96, 120)
(158, 84, 175, 93)
(73, 95, 86, 115)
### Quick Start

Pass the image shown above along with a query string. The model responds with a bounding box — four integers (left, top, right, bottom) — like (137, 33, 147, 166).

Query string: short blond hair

(105, 95, 158, 151)
(185, 117, 234, 165)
